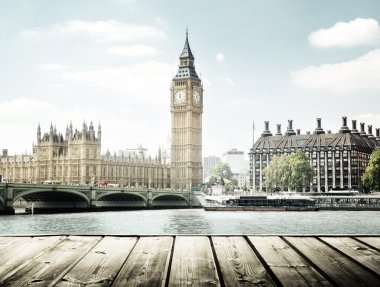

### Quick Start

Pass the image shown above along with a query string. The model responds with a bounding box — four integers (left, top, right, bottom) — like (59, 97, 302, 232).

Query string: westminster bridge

(0, 183, 204, 214)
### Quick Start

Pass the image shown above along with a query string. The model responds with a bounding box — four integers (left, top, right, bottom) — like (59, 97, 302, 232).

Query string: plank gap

(353, 237, 380, 253)
(164, 236, 175, 287)
(280, 236, 340, 287)
(209, 236, 226, 287)
(107, 236, 140, 286)
(244, 236, 283, 287)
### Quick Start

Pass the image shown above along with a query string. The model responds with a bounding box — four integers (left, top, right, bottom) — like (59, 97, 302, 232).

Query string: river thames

(1, 209, 379, 235)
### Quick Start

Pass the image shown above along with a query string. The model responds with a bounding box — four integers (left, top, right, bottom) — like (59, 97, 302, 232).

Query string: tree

(362, 147, 380, 192)
(288, 152, 314, 192)
(263, 151, 314, 192)
(208, 162, 237, 191)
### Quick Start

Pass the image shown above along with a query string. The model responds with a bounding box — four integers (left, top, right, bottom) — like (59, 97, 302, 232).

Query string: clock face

(193, 91, 200, 104)
(174, 90, 186, 104)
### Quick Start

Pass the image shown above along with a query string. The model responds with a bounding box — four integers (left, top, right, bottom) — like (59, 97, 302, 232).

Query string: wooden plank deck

(0, 236, 379, 287)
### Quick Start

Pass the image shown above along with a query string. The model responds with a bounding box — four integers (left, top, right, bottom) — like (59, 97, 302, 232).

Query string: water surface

(1, 209, 379, 235)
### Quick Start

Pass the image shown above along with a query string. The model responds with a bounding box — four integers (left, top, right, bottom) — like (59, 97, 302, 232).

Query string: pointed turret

(37, 123, 41, 143)
(180, 30, 194, 61)
(158, 146, 162, 164)
(174, 30, 199, 79)
(97, 122, 102, 141)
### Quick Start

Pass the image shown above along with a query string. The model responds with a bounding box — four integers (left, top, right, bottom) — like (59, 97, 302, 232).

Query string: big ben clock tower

(170, 31, 203, 190)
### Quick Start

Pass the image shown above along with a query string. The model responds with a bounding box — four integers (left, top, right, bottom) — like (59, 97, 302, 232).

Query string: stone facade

(170, 32, 203, 190)
(249, 117, 380, 192)
(0, 122, 170, 187)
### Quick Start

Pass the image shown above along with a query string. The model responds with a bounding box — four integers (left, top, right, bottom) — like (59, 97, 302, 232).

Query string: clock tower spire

(170, 31, 203, 190)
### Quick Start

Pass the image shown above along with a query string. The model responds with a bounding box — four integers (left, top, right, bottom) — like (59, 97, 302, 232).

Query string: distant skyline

(1, 0, 380, 158)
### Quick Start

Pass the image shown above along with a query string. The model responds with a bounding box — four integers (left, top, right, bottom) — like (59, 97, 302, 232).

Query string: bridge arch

(152, 194, 189, 207)
(96, 191, 147, 208)
(13, 189, 91, 209)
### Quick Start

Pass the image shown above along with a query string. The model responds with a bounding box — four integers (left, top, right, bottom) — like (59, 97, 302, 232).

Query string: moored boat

(204, 193, 319, 211)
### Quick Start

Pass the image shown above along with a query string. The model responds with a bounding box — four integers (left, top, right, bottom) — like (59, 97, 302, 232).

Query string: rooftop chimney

(275, 124, 282, 136)
(339, 116, 351, 133)
(376, 128, 380, 141)
(368, 125, 375, 139)
(296, 129, 301, 135)
(261, 121, 272, 137)
(351, 120, 359, 134)
(360, 123, 368, 137)
(285, 120, 296, 136)
(314, 118, 325, 134)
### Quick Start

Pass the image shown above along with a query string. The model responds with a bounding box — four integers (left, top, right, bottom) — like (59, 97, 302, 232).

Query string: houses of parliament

(0, 32, 203, 190)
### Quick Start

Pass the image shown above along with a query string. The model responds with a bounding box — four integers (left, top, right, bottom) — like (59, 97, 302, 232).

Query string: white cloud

(224, 98, 255, 108)
(39, 63, 69, 71)
(60, 61, 176, 100)
(225, 77, 236, 87)
(309, 18, 380, 48)
(292, 49, 380, 93)
(22, 20, 165, 43)
(106, 44, 157, 57)
(216, 52, 225, 63)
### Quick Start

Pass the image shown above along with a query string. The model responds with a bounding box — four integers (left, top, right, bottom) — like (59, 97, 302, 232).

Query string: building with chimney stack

(249, 117, 380, 192)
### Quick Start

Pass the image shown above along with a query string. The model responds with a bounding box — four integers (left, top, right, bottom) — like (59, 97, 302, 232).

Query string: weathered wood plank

(0, 236, 20, 244)
(0, 236, 101, 287)
(212, 236, 275, 287)
(320, 237, 380, 275)
(356, 237, 380, 250)
(0, 237, 29, 255)
(248, 236, 331, 287)
(112, 236, 173, 287)
(169, 236, 220, 287)
(285, 236, 379, 287)
(55, 236, 137, 287)
(0, 236, 64, 281)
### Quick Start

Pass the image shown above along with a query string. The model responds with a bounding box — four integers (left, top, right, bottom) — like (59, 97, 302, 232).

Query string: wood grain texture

(212, 236, 275, 287)
(248, 236, 331, 287)
(56, 236, 138, 287)
(356, 237, 380, 250)
(285, 236, 379, 287)
(0, 236, 101, 287)
(169, 236, 220, 287)
(112, 236, 173, 287)
(320, 237, 380, 275)
(0, 236, 64, 282)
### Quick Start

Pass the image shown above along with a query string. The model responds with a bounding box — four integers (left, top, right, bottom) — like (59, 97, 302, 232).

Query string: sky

(1, 0, 380, 159)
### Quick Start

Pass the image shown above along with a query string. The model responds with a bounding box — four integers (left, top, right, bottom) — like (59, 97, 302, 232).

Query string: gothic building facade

(0, 32, 204, 190)
(0, 122, 170, 187)
(170, 32, 203, 190)
(249, 117, 380, 192)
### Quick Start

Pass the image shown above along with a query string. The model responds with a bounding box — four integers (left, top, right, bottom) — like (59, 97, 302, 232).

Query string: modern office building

(203, 156, 221, 181)
(222, 148, 249, 188)
(249, 117, 380, 192)
(222, 148, 249, 174)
